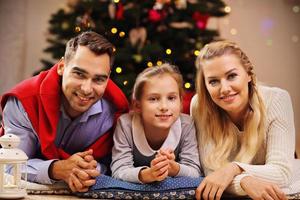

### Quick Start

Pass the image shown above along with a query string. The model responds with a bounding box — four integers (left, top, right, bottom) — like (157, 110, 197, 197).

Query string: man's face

(58, 45, 111, 118)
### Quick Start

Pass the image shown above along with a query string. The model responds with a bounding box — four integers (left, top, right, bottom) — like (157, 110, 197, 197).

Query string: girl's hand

(195, 163, 242, 200)
(157, 148, 179, 176)
(241, 176, 287, 200)
(158, 148, 175, 160)
(138, 155, 169, 183)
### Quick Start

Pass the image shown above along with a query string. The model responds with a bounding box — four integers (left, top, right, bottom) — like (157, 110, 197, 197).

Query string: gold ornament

(75, 26, 81, 32)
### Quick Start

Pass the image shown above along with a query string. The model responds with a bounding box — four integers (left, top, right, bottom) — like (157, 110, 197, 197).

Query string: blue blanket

(77, 175, 203, 199)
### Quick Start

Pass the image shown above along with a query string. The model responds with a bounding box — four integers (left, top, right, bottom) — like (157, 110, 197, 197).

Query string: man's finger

(76, 149, 93, 158)
(73, 168, 90, 180)
(85, 169, 100, 178)
(69, 173, 84, 192)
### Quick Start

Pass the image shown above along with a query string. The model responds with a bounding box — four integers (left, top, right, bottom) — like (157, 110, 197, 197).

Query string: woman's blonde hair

(132, 63, 184, 102)
(192, 40, 266, 170)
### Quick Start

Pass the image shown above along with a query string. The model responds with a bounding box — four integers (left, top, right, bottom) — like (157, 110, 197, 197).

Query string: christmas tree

(39, 0, 228, 98)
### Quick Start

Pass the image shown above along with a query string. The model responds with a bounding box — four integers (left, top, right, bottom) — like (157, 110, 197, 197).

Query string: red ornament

(116, 3, 124, 20)
(148, 9, 166, 22)
(182, 90, 195, 114)
(192, 12, 209, 30)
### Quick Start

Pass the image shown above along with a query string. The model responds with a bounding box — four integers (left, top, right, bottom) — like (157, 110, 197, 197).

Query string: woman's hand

(196, 162, 242, 200)
(241, 176, 287, 200)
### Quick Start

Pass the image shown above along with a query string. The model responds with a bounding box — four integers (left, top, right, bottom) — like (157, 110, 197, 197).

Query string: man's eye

(73, 71, 84, 78)
(94, 77, 106, 84)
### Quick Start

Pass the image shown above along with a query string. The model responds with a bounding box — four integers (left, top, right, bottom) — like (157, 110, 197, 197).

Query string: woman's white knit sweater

(191, 85, 300, 195)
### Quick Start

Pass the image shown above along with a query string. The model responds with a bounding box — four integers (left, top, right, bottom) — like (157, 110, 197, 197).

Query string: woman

(191, 40, 300, 200)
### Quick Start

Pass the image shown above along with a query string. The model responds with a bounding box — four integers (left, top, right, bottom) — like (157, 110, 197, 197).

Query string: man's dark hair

(64, 31, 115, 67)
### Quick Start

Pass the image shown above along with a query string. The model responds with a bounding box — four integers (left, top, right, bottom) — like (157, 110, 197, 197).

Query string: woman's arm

(228, 88, 295, 195)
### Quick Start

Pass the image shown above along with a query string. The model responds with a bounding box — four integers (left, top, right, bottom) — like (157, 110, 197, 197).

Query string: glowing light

(230, 28, 237, 35)
(114, 0, 120, 3)
(123, 81, 128, 85)
(157, 61, 163, 66)
(261, 19, 274, 35)
(166, 49, 172, 55)
(119, 31, 125, 37)
(292, 35, 299, 43)
(115, 67, 122, 73)
(113, 47, 116, 52)
(111, 27, 118, 34)
(194, 50, 200, 56)
(184, 82, 191, 89)
(224, 6, 231, 13)
(266, 39, 273, 46)
(147, 62, 153, 67)
(292, 5, 299, 13)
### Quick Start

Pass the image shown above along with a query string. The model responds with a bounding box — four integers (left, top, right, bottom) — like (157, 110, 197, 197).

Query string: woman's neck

(227, 105, 250, 131)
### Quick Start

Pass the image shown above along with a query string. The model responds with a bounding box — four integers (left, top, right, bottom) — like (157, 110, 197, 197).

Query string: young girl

(111, 63, 201, 183)
(191, 41, 300, 200)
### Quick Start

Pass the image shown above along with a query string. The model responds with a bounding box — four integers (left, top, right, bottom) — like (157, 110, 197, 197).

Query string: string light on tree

(115, 67, 122, 73)
(113, 0, 120, 3)
(194, 50, 200, 56)
(157, 61, 162, 66)
(166, 49, 172, 55)
(111, 27, 118, 34)
(123, 80, 128, 85)
(147, 62, 153, 67)
(184, 82, 191, 89)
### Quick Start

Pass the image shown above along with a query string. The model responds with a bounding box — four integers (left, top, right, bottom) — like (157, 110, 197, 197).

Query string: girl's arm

(110, 114, 146, 183)
(175, 115, 202, 177)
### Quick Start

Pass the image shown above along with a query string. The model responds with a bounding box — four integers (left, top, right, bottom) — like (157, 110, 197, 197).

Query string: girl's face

(202, 54, 251, 120)
(136, 74, 181, 132)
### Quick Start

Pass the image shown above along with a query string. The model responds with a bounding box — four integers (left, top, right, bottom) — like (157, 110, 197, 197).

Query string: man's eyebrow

(72, 67, 109, 79)
(72, 66, 87, 74)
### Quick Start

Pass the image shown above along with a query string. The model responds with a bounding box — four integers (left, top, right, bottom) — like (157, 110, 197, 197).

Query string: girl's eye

(148, 97, 158, 102)
(228, 73, 237, 80)
(168, 96, 177, 101)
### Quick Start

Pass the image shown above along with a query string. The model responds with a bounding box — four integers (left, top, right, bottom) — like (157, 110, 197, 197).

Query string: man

(0, 31, 129, 192)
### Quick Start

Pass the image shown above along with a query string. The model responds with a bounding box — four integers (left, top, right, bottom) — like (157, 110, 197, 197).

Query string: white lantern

(0, 134, 28, 199)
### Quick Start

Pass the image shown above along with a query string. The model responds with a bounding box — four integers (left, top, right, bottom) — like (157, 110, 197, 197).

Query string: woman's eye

(228, 73, 237, 80)
(209, 80, 218, 86)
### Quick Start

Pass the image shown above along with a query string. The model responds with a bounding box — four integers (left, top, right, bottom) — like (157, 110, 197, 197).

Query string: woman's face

(202, 54, 251, 119)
